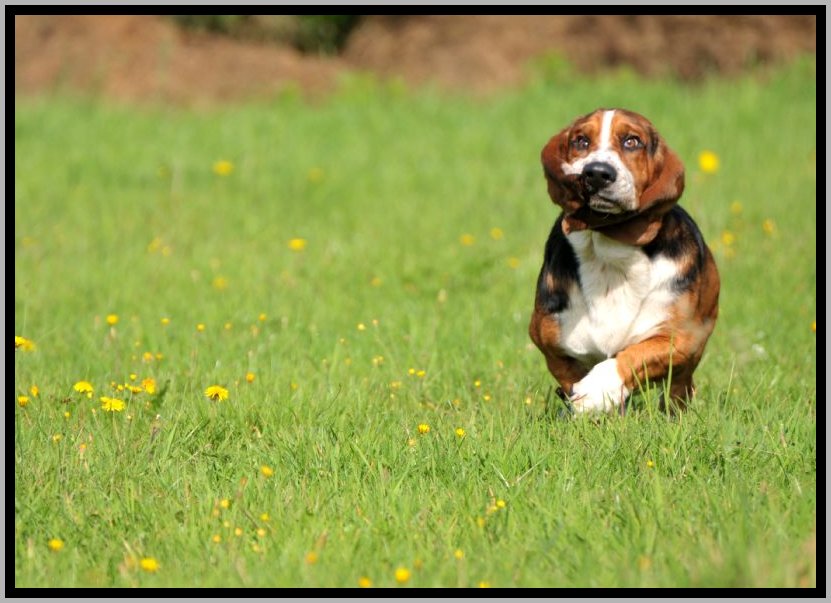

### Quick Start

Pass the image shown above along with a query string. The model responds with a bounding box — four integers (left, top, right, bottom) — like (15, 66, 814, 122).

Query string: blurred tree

(168, 15, 361, 54)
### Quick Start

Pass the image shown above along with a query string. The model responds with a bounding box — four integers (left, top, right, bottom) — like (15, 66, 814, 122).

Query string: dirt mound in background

(14, 15, 345, 105)
(346, 15, 816, 90)
(14, 14, 816, 105)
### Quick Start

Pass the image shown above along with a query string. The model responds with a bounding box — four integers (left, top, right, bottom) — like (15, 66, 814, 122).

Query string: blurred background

(15, 15, 816, 105)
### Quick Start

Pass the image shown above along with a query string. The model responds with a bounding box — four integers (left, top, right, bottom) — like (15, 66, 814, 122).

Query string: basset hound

(529, 108, 720, 413)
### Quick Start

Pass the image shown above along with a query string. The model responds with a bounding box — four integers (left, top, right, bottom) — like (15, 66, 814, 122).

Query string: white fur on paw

(570, 359, 630, 413)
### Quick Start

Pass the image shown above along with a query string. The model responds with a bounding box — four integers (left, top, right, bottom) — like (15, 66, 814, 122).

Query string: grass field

(13, 58, 817, 589)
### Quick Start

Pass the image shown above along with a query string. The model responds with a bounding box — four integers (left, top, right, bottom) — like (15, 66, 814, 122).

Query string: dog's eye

(571, 135, 590, 151)
(622, 135, 644, 150)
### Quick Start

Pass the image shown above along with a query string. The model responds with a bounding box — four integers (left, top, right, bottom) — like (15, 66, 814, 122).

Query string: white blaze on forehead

(598, 110, 616, 151)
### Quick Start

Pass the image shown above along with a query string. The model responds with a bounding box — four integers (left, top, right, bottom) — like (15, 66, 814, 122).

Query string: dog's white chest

(558, 231, 678, 364)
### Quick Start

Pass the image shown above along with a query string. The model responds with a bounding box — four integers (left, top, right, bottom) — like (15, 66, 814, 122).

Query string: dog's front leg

(570, 358, 630, 413)
(570, 335, 695, 414)
(543, 354, 589, 399)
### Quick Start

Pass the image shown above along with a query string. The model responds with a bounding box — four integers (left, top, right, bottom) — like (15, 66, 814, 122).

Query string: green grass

(14, 58, 817, 588)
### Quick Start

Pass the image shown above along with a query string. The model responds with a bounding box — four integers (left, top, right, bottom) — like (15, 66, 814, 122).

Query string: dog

(528, 108, 719, 413)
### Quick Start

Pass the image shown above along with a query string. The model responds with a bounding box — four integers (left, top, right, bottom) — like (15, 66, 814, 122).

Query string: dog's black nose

(582, 162, 617, 191)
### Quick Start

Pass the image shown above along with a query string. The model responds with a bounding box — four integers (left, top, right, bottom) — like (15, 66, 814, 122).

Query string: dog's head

(541, 108, 685, 245)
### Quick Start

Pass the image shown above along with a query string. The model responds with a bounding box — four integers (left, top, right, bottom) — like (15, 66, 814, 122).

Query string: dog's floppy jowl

(529, 108, 719, 413)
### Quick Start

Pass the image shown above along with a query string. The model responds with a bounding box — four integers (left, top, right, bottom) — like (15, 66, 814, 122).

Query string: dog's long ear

(640, 136, 685, 211)
(540, 128, 583, 218)
(600, 139, 685, 246)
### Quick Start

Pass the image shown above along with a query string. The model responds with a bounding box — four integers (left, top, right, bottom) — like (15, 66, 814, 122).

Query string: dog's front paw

(570, 359, 629, 414)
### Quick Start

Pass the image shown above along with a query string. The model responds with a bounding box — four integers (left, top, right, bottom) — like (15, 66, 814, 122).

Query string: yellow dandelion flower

(64, 411, 71, 419)
(811, 321, 816, 333)
(698, 150, 719, 174)
(476, 516, 486, 528)
(15, 336, 36, 351)
(219, 498, 231, 509)
(474, 379, 481, 388)
(234, 527, 243, 537)
(305, 551, 319, 564)
(455, 428, 466, 438)
(489, 227, 504, 240)
(358, 576, 372, 588)
(260, 513, 270, 522)
(73, 381, 94, 395)
(140, 557, 160, 573)
(47, 538, 65, 552)
(161, 317, 170, 326)
(100, 397, 125, 412)
(478, 581, 491, 588)
(496, 499, 506, 509)
(142, 351, 155, 363)
(407, 368, 416, 376)
(454, 549, 464, 560)
(483, 394, 492, 402)
(106, 314, 119, 326)
(394, 567, 411, 584)
(762, 219, 776, 235)
(196, 323, 206, 332)
(730, 200, 743, 215)
(245, 372, 255, 383)
(211, 534, 222, 544)
(459, 233, 476, 246)
(416, 370, 426, 378)
(30, 385, 39, 397)
(258, 313, 267, 322)
(224, 322, 233, 331)
(261, 465, 275, 478)
(129, 373, 138, 381)
(52, 434, 63, 443)
(417, 423, 430, 435)
(307, 167, 325, 183)
(288, 238, 307, 252)
(721, 231, 735, 246)
(213, 160, 234, 176)
(212, 276, 229, 291)
(256, 527, 267, 538)
(646, 459, 655, 468)
(357, 323, 366, 331)
(125, 384, 143, 394)
(370, 276, 382, 287)
(142, 378, 156, 394)
(638, 555, 653, 571)
(18, 395, 30, 407)
(205, 385, 229, 402)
